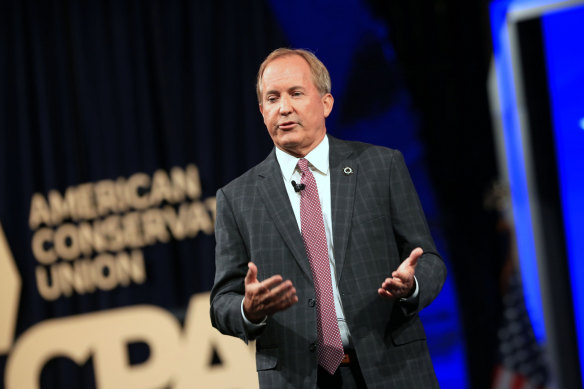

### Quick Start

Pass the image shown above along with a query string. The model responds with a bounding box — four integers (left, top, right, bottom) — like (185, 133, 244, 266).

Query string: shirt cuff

(241, 297, 268, 328)
(400, 275, 419, 302)
(398, 276, 419, 316)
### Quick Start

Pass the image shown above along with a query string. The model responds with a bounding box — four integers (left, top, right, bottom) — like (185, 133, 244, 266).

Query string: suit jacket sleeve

(388, 150, 446, 313)
(210, 187, 265, 342)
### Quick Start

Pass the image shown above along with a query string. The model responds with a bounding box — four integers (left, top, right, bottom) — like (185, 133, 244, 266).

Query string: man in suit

(210, 48, 446, 388)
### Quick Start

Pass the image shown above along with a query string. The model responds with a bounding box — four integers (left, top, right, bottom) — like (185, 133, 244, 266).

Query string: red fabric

(298, 158, 344, 375)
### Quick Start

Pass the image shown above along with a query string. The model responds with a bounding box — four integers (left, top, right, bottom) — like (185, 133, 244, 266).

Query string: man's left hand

(378, 247, 423, 300)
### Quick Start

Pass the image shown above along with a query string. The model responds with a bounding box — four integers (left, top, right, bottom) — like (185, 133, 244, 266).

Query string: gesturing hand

(378, 247, 423, 300)
(243, 262, 298, 323)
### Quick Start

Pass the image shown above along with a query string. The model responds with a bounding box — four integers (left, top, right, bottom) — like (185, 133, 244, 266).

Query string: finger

(264, 283, 296, 309)
(379, 283, 408, 299)
(268, 279, 295, 296)
(382, 278, 404, 291)
(245, 262, 258, 285)
(381, 281, 403, 293)
(378, 288, 396, 299)
(259, 284, 297, 314)
(394, 248, 422, 279)
(405, 247, 423, 267)
(381, 277, 395, 289)
(381, 277, 412, 298)
(271, 288, 298, 310)
(260, 274, 285, 290)
(382, 276, 406, 287)
(279, 294, 299, 309)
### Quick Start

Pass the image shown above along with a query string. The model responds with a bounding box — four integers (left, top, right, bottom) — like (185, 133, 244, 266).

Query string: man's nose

(279, 95, 292, 114)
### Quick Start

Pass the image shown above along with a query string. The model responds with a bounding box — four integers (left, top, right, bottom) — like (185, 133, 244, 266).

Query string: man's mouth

(278, 121, 297, 130)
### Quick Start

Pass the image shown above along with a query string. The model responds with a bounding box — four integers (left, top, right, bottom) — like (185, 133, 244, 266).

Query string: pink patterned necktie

(297, 158, 344, 375)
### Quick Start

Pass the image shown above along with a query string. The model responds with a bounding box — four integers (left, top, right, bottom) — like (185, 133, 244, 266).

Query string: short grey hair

(256, 48, 332, 103)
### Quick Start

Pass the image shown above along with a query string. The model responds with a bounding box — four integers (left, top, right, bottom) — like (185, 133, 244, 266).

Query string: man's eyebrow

(264, 86, 305, 97)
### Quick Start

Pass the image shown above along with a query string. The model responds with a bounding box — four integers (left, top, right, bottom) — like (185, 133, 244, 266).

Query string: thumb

(406, 247, 423, 268)
(245, 262, 258, 285)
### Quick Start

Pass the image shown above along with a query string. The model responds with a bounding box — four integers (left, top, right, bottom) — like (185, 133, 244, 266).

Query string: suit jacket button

(308, 298, 315, 307)
(309, 343, 317, 352)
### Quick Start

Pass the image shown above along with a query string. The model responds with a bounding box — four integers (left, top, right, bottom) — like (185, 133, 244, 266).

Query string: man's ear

(259, 103, 263, 115)
(322, 94, 334, 118)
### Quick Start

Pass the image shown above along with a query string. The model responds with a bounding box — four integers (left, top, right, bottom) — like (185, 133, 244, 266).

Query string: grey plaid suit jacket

(210, 136, 446, 388)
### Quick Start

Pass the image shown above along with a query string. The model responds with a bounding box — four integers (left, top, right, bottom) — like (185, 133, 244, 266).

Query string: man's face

(259, 55, 333, 157)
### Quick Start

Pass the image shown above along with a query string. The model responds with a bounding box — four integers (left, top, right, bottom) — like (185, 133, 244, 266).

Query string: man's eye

(292, 91, 303, 97)
(267, 96, 277, 103)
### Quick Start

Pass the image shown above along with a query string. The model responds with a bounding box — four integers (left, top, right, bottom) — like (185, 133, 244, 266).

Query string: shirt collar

(275, 134, 330, 180)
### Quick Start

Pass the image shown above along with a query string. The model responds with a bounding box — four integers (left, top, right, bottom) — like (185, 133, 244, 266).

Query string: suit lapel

(256, 150, 313, 281)
(329, 136, 357, 283)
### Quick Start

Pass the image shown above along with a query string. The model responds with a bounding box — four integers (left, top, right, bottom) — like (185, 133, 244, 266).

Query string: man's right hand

(243, 262, 298, 323)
